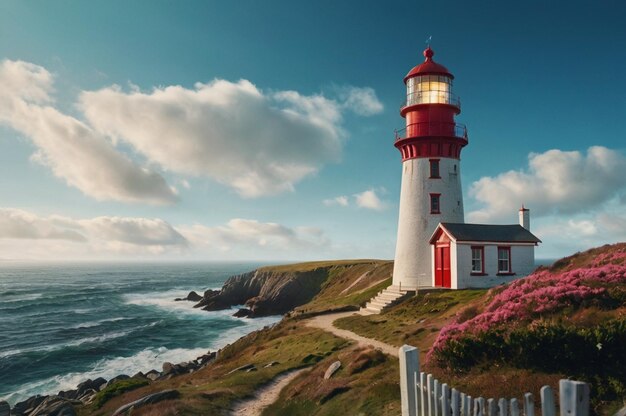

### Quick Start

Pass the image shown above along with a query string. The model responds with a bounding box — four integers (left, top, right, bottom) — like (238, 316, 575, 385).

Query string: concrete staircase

(360, 285, 413, 314)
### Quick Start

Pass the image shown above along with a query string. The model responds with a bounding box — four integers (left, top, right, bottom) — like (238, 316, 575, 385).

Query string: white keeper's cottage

(362, 47, 541, 314)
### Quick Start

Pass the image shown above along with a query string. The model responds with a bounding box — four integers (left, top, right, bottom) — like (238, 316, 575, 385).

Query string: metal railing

(395, 122, 468, 142)
(401, 91, 461, 110)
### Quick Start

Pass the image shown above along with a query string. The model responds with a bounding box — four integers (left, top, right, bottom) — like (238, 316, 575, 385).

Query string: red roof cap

(404, 47, 454, 83)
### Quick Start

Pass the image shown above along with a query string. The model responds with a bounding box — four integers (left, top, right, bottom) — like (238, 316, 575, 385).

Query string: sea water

(0, 262, 280, 405)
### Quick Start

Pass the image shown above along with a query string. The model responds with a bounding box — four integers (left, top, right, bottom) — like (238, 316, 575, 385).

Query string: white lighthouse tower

(392, 47, 467, 290)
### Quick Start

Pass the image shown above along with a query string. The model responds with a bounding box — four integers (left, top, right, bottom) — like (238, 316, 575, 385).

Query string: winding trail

(230, 311, 398, 415)
(231, 368, 307, 416)
(305, 311, 399, 357)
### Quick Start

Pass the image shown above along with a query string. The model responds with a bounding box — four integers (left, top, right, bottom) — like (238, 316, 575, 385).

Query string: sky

(0, 0, 625, 262)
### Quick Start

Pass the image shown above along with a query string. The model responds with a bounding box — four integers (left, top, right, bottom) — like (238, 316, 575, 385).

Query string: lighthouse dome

(404, 47, 453, 83)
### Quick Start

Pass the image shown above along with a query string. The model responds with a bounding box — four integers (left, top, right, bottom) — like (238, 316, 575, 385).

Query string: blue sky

(0, 0, 625, 261)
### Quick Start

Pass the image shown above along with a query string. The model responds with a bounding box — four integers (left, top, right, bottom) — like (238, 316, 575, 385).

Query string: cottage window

(430, 194, 441, 214)
(429, 159, 440, 178)
(498, 247, 511, 273)
(471, 246, 484, 273)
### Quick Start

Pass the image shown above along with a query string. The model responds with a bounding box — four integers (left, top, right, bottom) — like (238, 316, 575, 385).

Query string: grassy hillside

(336, 243, 626, 415)
(74, 244, 625, 415)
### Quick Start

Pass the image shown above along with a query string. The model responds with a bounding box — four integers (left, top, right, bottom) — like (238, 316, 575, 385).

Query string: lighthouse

(392, 47, 467, 290)
(362, 48, 541, 313)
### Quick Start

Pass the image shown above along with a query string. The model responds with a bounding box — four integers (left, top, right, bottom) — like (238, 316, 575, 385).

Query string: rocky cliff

(194, 266, 330, 317)
(192, 260, 393, 317)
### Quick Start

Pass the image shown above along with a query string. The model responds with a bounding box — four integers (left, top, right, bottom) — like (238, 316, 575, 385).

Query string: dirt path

(305, 311, 399, 357)
(230, 368, 307, 416)
(231, 312, 397, 415)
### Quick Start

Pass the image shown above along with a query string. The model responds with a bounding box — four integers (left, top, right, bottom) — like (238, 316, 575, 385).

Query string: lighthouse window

(430, 194, 441, 214)
(497, 247, 512, 273)
(407, 75, 453, 106)
(429, 159, 440, 178)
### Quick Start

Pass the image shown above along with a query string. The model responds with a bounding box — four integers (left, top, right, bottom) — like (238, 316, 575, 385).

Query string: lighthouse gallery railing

(395, 122, 468, 142)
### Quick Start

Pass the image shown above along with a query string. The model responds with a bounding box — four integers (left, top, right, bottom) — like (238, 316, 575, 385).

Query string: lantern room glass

(406, 75, 453, 106)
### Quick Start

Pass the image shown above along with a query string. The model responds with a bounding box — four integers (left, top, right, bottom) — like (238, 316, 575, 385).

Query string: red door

(434, 244, 451, 288)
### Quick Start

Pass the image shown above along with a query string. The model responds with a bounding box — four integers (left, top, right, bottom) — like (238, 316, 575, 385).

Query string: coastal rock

(226, 363, 256, 375)
(233, 308, 251, 318)
(75, 378, 106, 398)
(0, 401, 9, 416)
(174, 291, 202, 302)
(194, 267, 330, 317)
(324, 361, 342, 379)
(145, 370, 160, 381)
(106, 375, 129, 387)
(29, 396, 77, 416)
(12, 395, 48, 415)
(112, 390, 180, 416)
(132, 371, 146, 380)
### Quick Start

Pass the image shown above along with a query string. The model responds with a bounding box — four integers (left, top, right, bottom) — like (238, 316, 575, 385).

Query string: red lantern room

(395, 47, 468, 161)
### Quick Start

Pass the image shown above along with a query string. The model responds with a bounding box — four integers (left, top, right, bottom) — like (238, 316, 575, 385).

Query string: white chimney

(519, 205, 530, 230)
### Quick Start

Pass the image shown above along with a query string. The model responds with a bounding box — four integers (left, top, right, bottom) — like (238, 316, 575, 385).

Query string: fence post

(524, 393, 534, 416)
(487, 399, 497, 416)
(442, 384, 450, 416)
(428, 374, 435, 416)
(399, 345, 419, 416)
(498, 398, 507, 416)
(541, 386, 556, 416)
(475, 397, 485, 416)
(451, 388, 460, 416)
(421, 372, 429, 416)
(434, 379, 441, 416)
(509, 398, 519, 416)
(559, 380, 590, 416)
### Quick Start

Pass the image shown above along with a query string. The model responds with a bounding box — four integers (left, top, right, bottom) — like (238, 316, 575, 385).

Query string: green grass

(335, 289, 486, 351)
(91, 378, 149, 409)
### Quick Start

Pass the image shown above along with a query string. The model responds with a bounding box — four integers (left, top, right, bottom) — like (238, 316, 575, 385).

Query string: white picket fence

(399, 345, 590, 416)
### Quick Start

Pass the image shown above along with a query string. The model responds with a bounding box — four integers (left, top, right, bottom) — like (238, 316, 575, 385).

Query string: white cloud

(0, 60, 178, 205)
(179, 219, 328, 252)
(0, 59, 382, 202)
(79, 79, 380, 198)
(335, 86, 384, 116)
(0, 209, 86, 242)
(323, 195, 349, 207)
(468, 146, 626, 223)
(354, 189, 388, 211)
(0, 208, 329, 260)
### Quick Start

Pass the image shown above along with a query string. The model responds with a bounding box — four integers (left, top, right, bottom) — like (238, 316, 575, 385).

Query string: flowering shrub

(432, 264, 625, 354)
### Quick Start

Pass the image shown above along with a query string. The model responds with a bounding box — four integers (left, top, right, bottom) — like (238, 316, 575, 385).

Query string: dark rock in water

(175, 291, 202, 302)
(12, 395, 48, 415)
(0, 400, 10, 416)
(233, 308, 251, 318)
(112, 390, 180, 416)
(226, 363, 255, 375)
(28, 396, 78, 416)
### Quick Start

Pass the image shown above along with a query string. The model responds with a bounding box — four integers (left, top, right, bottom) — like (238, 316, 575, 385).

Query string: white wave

(0, 312, 281, 405)
(0, 324, 155, 359)
(0, 293, 43, 304)
(0, 346, 209, 405)
(123, 289, 212, 317)
(70, 317, 129, 329)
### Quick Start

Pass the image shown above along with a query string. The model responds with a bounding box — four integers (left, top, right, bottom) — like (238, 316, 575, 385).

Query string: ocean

(0, 262, 280, 406)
